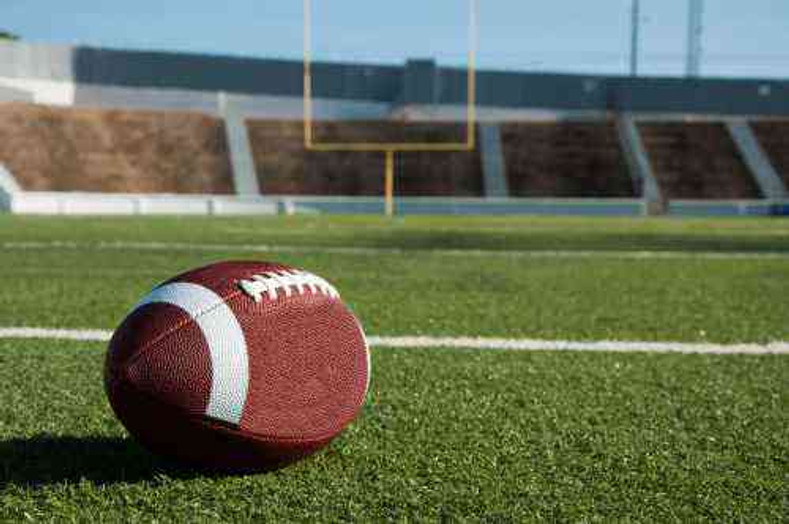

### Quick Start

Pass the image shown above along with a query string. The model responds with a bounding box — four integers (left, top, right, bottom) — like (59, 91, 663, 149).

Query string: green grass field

(0, 215, 787, 521)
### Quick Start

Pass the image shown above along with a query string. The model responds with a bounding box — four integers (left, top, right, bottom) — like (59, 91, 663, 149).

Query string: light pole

(630, 0, 641, 76)
(686, 0, 704, 77)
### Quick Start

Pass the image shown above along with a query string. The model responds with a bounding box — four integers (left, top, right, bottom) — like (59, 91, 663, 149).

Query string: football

(104, 261, 370, 473)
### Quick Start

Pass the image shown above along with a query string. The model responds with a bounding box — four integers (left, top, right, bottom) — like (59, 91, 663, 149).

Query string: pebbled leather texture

(105, 260, 369, 472)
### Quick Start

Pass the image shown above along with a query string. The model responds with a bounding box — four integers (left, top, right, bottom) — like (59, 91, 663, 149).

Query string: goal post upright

(303, 0, 479, 216)
(384, 150, 395, 217)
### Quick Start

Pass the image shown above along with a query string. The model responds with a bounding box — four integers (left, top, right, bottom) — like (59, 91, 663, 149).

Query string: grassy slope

(0, 215, 787, 520)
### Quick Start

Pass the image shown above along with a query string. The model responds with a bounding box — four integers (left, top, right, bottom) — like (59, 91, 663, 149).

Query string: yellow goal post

(303, 0, 479, 215)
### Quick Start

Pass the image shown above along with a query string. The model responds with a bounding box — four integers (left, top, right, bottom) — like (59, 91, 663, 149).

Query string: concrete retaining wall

(5, 191, 785, 217)
(7, 192, 278, 216)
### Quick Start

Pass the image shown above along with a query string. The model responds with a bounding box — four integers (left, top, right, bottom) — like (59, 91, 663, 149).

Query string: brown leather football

(105, 261, 369, 472)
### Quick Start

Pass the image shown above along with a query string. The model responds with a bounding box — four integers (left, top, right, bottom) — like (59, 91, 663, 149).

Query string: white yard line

(1, 327, 787, 355)
(0, 327, 113, 342)
(366, 336, 789, 355)
(3, 240, 789, 260)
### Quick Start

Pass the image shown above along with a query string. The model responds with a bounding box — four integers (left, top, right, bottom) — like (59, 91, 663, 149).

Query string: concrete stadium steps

(638, 122, 761, 200)
(0, 103, 234, 194)
(750, 121, 789, 187)
(247, 121, 483, 197)
(500, 122, 634, 198)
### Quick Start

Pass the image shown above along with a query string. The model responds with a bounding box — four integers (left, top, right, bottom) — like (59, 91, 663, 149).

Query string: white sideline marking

(1, 327, 788, 355)
(367, 336, 789, 355)
(0, 327, 112, 342)
(3, 240, 789, 260)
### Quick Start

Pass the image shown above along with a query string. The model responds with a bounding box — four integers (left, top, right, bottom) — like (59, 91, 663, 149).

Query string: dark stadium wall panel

(2, 42, 788, 116)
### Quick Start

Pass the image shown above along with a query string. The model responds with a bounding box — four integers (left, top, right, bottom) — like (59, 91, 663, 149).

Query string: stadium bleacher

(248, 121, 384, 196)
(248, 121, 482, 197)
(638, 122, 761, 200)
(2, 102, 786, 205)
(750, 121, 789, 187)
(501, 121, 635, 198)
(0, 103, 234, 194)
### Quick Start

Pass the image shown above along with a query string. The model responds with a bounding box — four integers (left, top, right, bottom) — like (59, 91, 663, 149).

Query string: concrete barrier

(667, 199, 783, 217)
(6, 192, 278, 216)
(2, 192, 646, 216)
(0, 163, 20, 212)
(2, 191, 785, 218)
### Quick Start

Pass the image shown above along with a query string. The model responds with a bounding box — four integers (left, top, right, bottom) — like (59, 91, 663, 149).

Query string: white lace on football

(237, 270, 340, 302)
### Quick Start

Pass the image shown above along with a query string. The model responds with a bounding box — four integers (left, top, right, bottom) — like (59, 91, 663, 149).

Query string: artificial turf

(1, 341, 786, 521)
(2, 214, 789, 253)
(0, 215, 787, 520)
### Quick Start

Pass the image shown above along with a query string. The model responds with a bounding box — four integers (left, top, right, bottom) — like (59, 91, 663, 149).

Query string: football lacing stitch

(237, 270, 340, 303)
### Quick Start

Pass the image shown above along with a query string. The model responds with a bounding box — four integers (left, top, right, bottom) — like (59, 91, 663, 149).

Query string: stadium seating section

(1, 103, 784, 200)
(750, 121, 789, 187)
(247, 121, 482, 196)
(500, 122, 635, 198)
(0, 103, 234, 193)
(638, 122, 761, 199)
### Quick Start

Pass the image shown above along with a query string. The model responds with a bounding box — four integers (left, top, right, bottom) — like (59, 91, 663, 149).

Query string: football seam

(123, 287, 245, 370)
(125, 282, 342, 380)
(125, 280, 341, 370)
(238, 270, 340, 303)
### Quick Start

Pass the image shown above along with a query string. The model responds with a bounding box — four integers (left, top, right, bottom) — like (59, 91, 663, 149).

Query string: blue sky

(3, 0, 788, 79)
